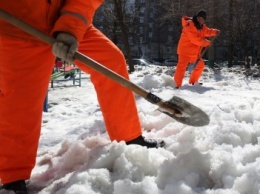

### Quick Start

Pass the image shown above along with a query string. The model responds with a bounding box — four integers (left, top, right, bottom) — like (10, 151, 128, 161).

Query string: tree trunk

(113, 0, 135, 73)
(227, 0, 234, 68)
(207, 0, 218, 68)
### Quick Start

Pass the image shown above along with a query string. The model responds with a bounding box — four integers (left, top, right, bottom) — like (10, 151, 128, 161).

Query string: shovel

(0, 9, 209, 127)
(191, 35, 218, 70)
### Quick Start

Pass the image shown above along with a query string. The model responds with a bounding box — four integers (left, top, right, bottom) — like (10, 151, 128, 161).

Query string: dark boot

(1, 180, 27, 194)
(190, 82, 203, 86)
(126, 135, 165, 148)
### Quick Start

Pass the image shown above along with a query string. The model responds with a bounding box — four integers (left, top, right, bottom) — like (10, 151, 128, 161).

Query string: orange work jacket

(177, 16, 218, 58)
(0, 0, 103, 43)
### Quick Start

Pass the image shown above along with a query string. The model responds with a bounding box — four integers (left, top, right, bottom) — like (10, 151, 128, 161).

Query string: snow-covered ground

(4, 65, 260, 194)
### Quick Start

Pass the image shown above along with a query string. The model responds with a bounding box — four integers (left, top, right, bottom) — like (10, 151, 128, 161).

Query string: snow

(2, 65, 260, 194)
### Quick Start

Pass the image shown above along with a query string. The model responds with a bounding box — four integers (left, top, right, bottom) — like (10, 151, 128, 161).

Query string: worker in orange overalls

(173, 10, 220, 88)
(0, 1, 164, 193)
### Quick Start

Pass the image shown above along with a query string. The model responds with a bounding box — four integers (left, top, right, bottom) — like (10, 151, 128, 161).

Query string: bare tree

(158, 0, 260, 66)
(114, 0, 145, 72)
(94, 0, 138, 72)
(94, 0, 260, 67)
(215, 0, 260, 67)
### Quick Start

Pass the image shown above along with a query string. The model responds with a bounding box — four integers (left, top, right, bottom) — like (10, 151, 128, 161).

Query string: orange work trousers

(174, 55, 205, 87)
(0, 25, 142, 183)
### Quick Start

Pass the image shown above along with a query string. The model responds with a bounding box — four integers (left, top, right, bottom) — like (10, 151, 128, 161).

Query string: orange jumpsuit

(0, 0, 142, 183)
(174, 16, 218, 87)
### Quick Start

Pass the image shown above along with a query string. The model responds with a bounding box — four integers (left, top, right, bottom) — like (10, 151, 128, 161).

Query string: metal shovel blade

(158, 96, 210, 127)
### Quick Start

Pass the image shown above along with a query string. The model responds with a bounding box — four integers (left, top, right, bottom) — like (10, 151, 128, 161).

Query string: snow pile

(1, 66, 260, 194)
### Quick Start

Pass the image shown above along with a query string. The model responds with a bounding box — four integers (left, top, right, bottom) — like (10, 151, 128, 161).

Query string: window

(140, 16, 144, 23)
(139, 27, 143, 33)
(129, 37, 133, 45)
(140, 7, 145, 13)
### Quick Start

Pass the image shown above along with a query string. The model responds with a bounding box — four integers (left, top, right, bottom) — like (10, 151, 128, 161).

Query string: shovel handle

(0, 9, 55, 45)
(0, 9, 162, 106)
(199, 35, 217, 59)
(0, 9, 211, 126)
(193, 35, 218, 69)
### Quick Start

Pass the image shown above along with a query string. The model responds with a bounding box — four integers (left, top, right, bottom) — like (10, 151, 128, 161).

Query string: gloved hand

(216, 30, 221, 35)
(204, 39, 211, 47)
(52, 32, 78, 62)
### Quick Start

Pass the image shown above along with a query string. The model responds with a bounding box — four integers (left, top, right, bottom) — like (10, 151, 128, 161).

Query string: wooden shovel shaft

(1, 9, 213, 127)
(193, 36, 217, 68)
(74, 52, 148, 98)
(200, 36, 217, 59)
(0, 9, 168, 109)
(0, 9, 55, 45)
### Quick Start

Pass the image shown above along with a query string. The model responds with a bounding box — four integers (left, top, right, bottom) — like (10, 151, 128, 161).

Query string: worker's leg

(0, 37, 54, 183)
(189, 59, 205, 84)
(173, 55, 190, 87)
(75, 25, 142, 142)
